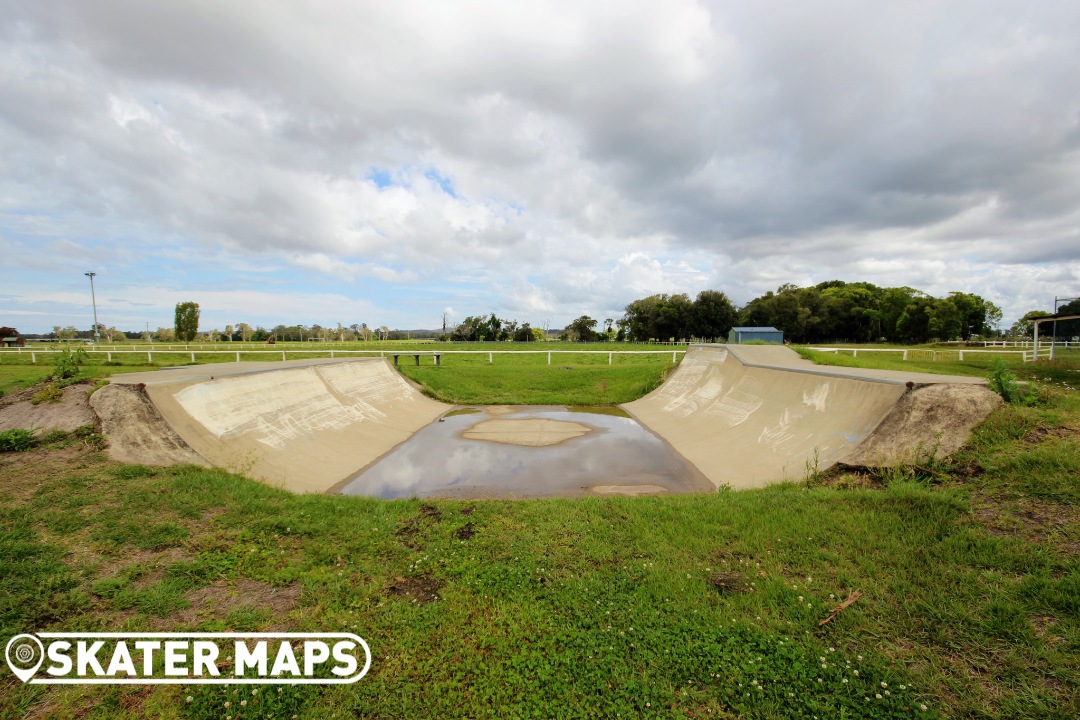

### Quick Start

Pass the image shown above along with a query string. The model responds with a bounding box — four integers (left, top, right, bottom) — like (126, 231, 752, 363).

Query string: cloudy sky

(2, 0, 1078, 334)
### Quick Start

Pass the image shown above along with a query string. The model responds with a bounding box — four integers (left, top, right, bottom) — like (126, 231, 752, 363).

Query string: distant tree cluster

(620, 290, 738, 342)
(450, 314, 539, 342)
(616, 283, 1005, 344)
(735, 282, 1002, 344)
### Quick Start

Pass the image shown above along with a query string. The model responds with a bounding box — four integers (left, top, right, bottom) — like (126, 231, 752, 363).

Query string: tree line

(23, 284, 1073, 347)
(618, 282, 1006, 344)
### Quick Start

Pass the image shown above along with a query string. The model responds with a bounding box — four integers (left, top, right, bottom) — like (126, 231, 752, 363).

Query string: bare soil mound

(89, 383, 208, 467)
(0, 383, 95, 433)
(845, 384, 1003, 467)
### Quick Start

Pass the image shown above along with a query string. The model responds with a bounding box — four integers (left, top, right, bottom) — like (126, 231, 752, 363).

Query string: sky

(2, 0, 1079, 335)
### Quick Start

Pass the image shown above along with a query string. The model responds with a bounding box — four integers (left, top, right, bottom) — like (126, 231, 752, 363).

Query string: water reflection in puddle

(337, 406, 713, 500)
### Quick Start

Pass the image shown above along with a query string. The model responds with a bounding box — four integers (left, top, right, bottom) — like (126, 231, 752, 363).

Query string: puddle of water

(337, 406, 713, 500)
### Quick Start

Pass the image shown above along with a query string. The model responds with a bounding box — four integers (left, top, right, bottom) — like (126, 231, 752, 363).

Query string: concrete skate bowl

(91, 348, 1001, 496)
(624, 345, 1001, 490)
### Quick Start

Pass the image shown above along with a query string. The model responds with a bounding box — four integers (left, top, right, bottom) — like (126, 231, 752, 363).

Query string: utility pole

(84, 272, 99, 342)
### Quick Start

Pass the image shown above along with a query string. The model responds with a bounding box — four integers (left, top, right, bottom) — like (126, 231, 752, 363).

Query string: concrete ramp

(624, 345, 997, 490)
(110, 358, 447, 493)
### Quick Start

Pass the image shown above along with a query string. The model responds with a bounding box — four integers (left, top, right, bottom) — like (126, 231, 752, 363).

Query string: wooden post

(191, 351, 195, 362)
(148, 351, 152, 363)
(608, 352, 612, 365)
(547, 352, 551, 365)
(236, 351, 240, 362)
(414, 354, 420, 366)
(489, 352, 493, 364)
(672, 351, 677, 363)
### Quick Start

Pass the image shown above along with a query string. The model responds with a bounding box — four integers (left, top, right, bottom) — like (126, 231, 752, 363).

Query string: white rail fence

(806, 346, 1058, 363)
(0, 348, 686, 366)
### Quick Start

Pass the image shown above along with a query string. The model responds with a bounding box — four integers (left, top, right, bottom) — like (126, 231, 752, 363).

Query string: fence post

(107, 352, 112, 362)
(903, 350, 908, 360)
(191, 351, 195, 362)
(236, 351, 240, 362)
(672, 351, 677, 363)
(31, 352, 35, 363)
(959, 350, 964, 361)
(608, 352, 612, 365)
(282, 351, 286, 361)
(148, 351, 152, 363)
(331, 350, 335, 359)
(547, 352, 551, 365)
(488, 352, 493, 364)
(853, 349, 858, 358)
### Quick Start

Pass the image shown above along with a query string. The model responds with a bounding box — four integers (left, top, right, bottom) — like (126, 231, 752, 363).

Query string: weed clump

(0, 427, 37, 452)
(988, 357, 1037, 405)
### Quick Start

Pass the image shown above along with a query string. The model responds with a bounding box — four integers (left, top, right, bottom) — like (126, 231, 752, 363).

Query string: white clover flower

(876, 693, 883, 700)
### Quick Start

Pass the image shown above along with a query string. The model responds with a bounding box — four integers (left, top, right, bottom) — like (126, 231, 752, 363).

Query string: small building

(727, 327, 784, 344)
(2, 336, 24, 347)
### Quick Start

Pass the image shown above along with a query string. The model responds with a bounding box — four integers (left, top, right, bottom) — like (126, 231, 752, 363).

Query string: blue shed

(728, 327, 784, 344)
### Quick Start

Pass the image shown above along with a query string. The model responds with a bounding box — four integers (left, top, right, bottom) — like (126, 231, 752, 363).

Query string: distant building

(2, 336, 24, 347)
(727, 327, 784, 344)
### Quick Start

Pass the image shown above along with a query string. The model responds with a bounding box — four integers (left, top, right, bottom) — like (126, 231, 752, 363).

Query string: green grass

(396, 351, 675, 404)
(0, 351, 1077, 718)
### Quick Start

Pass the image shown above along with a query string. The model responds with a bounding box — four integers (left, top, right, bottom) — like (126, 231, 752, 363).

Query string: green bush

(0, 428, 37, 452)
(52, 347, 88, 381)
(988, 357, 1037, 405)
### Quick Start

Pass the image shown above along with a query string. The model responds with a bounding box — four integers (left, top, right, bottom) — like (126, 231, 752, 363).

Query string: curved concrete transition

(98, 347, 1001, 495)
(106, 358, 446, 493)
(623, 344, 1000, 490)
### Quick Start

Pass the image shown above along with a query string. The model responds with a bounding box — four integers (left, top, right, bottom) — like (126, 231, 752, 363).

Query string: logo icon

(5, 634, 44, 682)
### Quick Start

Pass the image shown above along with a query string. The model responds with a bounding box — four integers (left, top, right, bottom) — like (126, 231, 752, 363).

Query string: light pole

(84, 272, 99, 342)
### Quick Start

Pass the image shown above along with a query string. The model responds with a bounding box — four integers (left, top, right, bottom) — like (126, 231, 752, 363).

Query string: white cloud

(2, 0, 1079, 332)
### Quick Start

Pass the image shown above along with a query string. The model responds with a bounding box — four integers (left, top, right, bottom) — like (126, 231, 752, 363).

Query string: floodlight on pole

(84, 272, 99, 342)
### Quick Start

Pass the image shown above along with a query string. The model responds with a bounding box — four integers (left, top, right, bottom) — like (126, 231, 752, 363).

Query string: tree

(1055, 299, 1080, 340)
(567, 315, 599, 342)
(237, 323, 254, 342)
(155, 326, 176, 342)
(174, 302, 200, 342)
(224, 324, 234, 341)
(54, 325, 79, 341)
(689, 290, 737, 341)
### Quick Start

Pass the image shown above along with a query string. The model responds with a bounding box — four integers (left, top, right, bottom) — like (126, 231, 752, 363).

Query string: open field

(0, 347, 1077, 718)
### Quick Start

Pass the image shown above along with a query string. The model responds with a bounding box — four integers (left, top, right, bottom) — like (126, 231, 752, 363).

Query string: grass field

(0, 346, 1077, 718)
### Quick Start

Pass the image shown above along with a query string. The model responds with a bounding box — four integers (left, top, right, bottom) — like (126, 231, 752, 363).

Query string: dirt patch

(89, 383, 208, 467)
(1024, 425, 1079, 444)
(154, 578, 301, 630)
(387, 573, 444, 604)
(705, 571, 751, 595)
(970, 498, 1080, 554)
(845, 384, 1003, 467)
(395, 503, 442, 549)
(453, 522, 476, 540)
(0, 382, 95, 433)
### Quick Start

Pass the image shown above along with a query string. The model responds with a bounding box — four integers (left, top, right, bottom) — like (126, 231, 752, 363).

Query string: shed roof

(731, 327, 781, 333)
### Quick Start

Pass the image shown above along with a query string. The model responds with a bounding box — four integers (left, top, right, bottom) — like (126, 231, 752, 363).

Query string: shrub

(52, 347, 88, 381)
(988, 357, 1037, 405)
(0, 428, 37, 452)
(31, 382, 63, 404)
